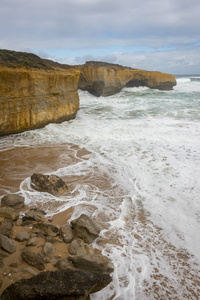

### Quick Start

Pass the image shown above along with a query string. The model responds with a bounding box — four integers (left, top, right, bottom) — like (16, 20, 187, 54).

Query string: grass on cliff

(0, 49, 72, 70)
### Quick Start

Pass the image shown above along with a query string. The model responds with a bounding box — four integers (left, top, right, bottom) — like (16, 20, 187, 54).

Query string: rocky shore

(0, 174, 113, 299)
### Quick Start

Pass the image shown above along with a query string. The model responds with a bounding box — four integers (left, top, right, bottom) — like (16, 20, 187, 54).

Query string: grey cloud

(0, 0, 199, 73)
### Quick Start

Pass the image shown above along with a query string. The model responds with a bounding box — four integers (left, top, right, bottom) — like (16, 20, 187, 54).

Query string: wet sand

(0, 143, 112, 296)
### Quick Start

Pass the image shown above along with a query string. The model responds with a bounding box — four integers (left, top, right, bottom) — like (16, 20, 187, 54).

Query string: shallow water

(0, 75, 200, 299)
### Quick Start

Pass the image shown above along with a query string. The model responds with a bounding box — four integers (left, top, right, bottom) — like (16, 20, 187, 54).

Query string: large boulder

(71, 214, 101, 244)
(0, 269, 112, 300)
(68, 254, 114, 274)
(31, 173, 69, 196)
(0, 234, 17, 254)
(1, 194, 25, 209)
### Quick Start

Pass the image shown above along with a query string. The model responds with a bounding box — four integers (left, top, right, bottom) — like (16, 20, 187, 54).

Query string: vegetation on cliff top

(0, 49, 71, 70)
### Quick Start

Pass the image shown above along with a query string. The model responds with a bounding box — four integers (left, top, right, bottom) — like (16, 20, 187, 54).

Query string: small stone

(36, 232, 45, 239)
(22, 267, 38, 276)
(26, 237, 38, 247)
(22, 209, 46, 222)
(68, 239, 87, 256)
(32, 223, 59, 237)
(21, 248, 46, 271)
(0, 234, 17, 253)
(59, 225, 73, 243)
(16, 231, 30, 242)
(15, 218, 23, 226)
(42, 242, 55, 258)
(54, 258, 75, 270)
(0, 207, 19, 221)
(0, 218, 13, 237)
(45, 236, 62, 243)
(1, 194, 25, 209)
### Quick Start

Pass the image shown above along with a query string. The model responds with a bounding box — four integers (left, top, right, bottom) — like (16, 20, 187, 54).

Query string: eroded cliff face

(78, 62, 176, 96)
(0, 67, 80, 135)
(0, 50, 177, 135)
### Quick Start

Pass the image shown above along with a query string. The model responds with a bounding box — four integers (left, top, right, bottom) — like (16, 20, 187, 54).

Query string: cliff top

(0, 49, 72, 71)
(83, 61, 136, 70)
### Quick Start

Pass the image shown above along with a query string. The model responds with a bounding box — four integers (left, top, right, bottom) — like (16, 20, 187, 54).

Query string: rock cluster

(0, 178, 114, 299)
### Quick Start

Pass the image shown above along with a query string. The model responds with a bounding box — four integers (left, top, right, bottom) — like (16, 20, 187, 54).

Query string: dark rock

(68, 239, 87, 256)
(71, 214, 101, 244)
(31, 173, 69, 196)
(0, 207, 19, 221)
(32, 222, 59, 237)
(68, 254, 114, 274)
(0, 234, 17, 253)
(15, 231, 30, 242)
(1, 194, 25, 209)
(22, 208, 46, 222)
(0, 269, 112, 300)
(0, 218, 13, 237)
(42, 242, 55, 258)
(59, 224, 74, 243)
(26, 237, 38, 247)
(21, 248, 46, 271)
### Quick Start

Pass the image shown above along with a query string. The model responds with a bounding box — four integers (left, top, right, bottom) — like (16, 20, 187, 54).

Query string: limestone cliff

(77, 61, 176, 96)
(0, 50, 177, 135)
(0, 50, 80, 135)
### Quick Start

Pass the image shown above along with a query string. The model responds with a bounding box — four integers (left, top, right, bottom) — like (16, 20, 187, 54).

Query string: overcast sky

(1, 0, 200, 74)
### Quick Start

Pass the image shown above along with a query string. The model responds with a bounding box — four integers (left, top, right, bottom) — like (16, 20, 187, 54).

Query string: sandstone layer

(77, 61, 177, 96)
(0, 50, 80, 135)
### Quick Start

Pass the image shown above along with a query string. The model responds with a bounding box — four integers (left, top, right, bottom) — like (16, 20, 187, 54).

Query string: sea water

(0, 76, 200, 299)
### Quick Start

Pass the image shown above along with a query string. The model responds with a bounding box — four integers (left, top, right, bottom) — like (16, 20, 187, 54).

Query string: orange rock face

(78, 62, 177, 96)
(0, 67, 80, 135)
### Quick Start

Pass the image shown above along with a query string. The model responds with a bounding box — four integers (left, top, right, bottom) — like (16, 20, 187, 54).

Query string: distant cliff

(0, 50, 80, 135)
(77, 61, 176, 97)
(0, 50, 176, 135)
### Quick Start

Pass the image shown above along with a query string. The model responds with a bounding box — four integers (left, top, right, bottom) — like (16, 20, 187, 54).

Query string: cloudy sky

(1, 0, 200, 74)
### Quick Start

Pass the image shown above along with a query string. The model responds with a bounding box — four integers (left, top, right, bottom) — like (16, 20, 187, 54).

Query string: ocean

(0, 75, 200, 299)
